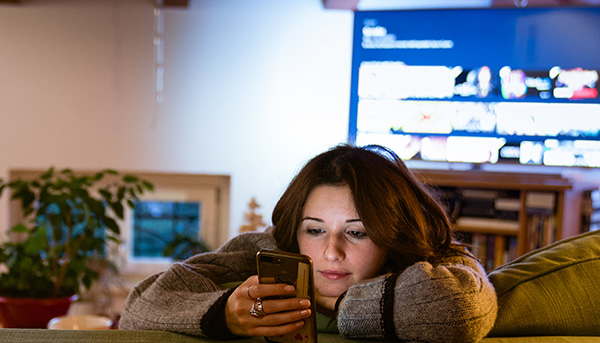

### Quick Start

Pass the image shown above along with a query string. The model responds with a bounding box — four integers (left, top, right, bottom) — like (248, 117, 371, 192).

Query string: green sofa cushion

(487, 230, 600, 336)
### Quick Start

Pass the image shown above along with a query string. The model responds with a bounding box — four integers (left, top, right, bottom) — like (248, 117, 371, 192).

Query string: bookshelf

(414, 169, 576, 272)
(580, 187, 600, 233)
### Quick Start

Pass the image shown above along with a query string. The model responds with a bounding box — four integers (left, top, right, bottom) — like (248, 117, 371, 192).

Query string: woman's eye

(347, 230, 367, 238)
(307, 228, 325, 235)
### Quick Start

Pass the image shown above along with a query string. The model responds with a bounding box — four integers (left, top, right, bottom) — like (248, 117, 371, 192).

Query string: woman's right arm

(119, 231, 312, 338)
(119, 232, 274, 337)
(118, 252, 252, 337)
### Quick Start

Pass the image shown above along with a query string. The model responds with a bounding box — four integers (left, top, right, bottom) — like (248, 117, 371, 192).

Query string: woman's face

(296, 185, 387, 297)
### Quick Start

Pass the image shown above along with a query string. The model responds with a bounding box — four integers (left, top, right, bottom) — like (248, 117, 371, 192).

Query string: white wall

(0, 0, 354, 239)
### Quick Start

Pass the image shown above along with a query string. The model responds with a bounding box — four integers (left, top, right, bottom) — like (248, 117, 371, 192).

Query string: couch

(0, 329, 598, 343)
(0, 230, 598, 343)
(487, 229, 600, 338)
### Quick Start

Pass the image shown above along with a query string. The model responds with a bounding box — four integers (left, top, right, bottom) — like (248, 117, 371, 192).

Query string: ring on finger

(249, 298, 266, 318)
(246, 285, 254, 299)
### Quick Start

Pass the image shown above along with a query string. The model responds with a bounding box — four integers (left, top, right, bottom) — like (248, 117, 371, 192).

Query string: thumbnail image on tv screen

(348, 7, 600, 168)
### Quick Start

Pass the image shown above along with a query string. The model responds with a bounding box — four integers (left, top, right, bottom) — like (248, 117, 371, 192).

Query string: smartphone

(256, 249, 317, 343)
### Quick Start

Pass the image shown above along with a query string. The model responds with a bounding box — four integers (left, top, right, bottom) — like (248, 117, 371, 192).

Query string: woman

(119, 144, 497, 342)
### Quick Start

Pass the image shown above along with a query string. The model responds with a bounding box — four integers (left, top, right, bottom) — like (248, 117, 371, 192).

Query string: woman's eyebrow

(301, 216, 324, 222)
(301, 217, 362, 223)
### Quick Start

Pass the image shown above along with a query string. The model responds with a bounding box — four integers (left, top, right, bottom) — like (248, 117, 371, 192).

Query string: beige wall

(0, 0, 354, 240)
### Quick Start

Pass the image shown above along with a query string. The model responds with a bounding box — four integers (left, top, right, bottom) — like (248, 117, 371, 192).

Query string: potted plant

(0, 167, 153, 328)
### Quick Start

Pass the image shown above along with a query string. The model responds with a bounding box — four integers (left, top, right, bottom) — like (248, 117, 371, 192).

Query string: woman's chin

(317, 285, 349, 298)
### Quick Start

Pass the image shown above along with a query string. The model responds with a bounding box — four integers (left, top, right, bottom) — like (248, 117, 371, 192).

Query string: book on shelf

(493, 235, 505, 269)
(524, 191, 557, 250)
(526, 192, 556, 211)
(494, 197, 520, 221)
(455, 216, 519, 234)
(527, 212, 556, 251)
(455, 188, 520, 220)
(459, 198, 496, 218)
(495, 198, 520, 211)
(459, 189, 500, 199)
(463, 232, 518, 273)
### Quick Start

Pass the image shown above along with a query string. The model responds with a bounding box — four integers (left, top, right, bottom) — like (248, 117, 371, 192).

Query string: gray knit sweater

(119, 231, 497, 342)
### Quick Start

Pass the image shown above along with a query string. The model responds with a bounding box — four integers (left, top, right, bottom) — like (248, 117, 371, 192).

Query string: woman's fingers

(249, 302, 311, 325)
(244, 307, 311, 337)
(234, 299, 312, 336)
(258, 297, 311, 316)
(245, 279, 312, 316)
(246, 282, 296, 300)
(226, 276, 312, 337)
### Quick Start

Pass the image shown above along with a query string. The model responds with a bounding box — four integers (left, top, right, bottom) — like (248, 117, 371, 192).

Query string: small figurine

(239, 198, 267, 233)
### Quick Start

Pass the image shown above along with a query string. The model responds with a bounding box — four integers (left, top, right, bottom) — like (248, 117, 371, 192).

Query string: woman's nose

(324, 236, 345, 261)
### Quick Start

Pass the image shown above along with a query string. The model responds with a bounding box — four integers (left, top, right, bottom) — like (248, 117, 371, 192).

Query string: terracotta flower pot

(0, 294, 78, 328)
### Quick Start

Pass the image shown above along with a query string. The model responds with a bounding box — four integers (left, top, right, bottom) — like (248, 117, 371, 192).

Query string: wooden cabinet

(413, 169, 576, 271)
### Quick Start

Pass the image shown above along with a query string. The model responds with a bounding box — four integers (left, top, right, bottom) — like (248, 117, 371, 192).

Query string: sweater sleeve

(336, 255, 498, 343)
(118, 231, 278, 337)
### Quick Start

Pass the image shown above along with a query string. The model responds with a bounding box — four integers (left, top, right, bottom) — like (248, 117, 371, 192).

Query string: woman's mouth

(319, 270, 351, 281)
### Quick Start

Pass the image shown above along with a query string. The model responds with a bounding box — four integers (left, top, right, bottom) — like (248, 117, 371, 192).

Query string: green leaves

(123, 175, 139, 183)
(0, 167, 153, 298)
(9, 224, 29, 234)
(142, 180, 154, 192)
(103, 217, 120, 235)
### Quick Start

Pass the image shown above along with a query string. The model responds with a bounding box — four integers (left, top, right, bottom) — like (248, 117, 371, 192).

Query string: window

(118, 172, 230, 277)
(131, 200, 202, 259)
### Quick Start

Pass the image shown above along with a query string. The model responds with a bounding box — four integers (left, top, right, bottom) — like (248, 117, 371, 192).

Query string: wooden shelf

(414, 169, 572, 191)
(413, 169, 577, 271)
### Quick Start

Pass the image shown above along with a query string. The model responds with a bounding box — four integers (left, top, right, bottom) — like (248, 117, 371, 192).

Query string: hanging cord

(151, 0, 165, 128)
(513, 0, 528, 7)
(154, 0, 164, 103)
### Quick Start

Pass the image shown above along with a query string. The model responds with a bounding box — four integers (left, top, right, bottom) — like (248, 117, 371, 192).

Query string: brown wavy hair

(271, 144, 467, 272)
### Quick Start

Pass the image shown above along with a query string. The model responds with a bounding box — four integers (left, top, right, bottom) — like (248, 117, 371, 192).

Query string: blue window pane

(132, 200, 202, 258)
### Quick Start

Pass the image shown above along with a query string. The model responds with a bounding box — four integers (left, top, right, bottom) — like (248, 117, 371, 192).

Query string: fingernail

(284, 285, 295, 292)
(300, 309, 311, 317)
(299, 299, 310, 307)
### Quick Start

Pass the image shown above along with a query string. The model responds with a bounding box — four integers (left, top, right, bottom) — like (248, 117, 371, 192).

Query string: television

(348, 7, 600, 169)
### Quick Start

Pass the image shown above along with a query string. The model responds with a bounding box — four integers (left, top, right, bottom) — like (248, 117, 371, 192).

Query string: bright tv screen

(348, 7, 600, 168)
